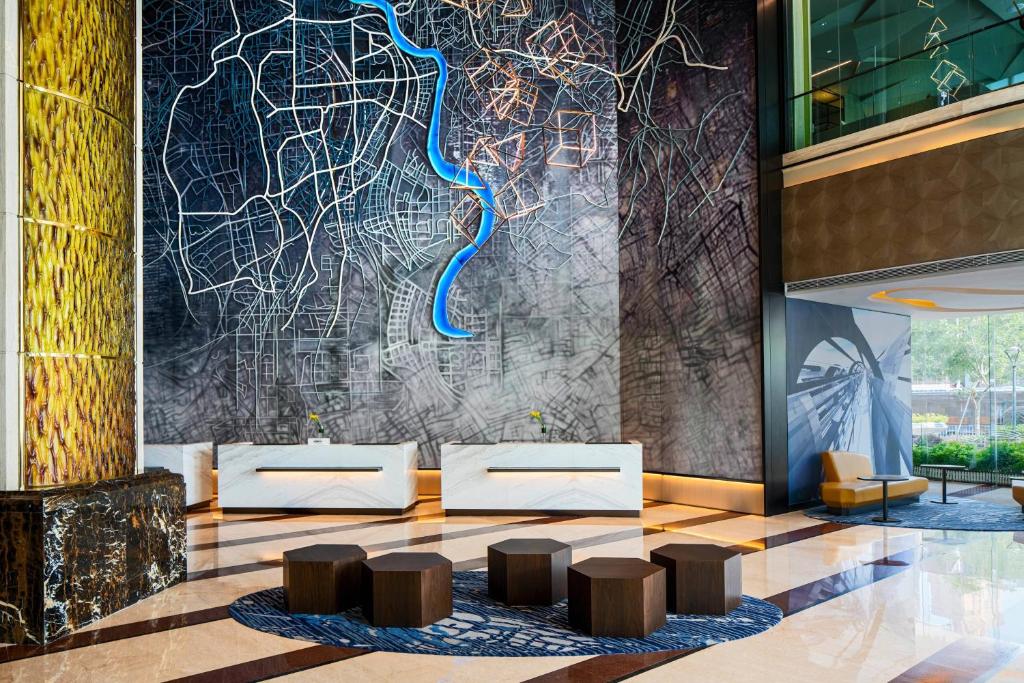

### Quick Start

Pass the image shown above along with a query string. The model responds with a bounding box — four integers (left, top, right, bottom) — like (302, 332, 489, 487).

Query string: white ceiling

(786, 262, 1024, 319)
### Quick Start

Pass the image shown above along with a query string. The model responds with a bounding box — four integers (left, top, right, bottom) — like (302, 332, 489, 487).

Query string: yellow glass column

(19, 0, 137, 487)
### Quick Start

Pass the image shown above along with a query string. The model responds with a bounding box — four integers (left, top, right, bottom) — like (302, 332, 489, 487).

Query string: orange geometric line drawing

(543, 109, 597, 168)
(468, 132, 527, 173)
(501, 0, 532, 18)
(494, 171, 543, 220)
(450, 157, 487, 192)
(440, 0, 495, 20)
(526, 13, 606, 87)
(465, 50, 540, 125)
(449, 192, 507, 246)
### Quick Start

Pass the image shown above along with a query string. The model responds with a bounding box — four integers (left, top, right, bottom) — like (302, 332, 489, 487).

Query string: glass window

(912, 312, 1024, 481)
(788, 0, 1024, 150)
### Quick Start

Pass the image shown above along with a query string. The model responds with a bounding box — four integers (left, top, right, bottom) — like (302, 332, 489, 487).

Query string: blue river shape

(351, 0, 496, 339)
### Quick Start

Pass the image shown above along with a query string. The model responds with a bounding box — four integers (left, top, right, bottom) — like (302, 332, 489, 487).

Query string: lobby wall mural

(786, 299, 912, 506)
(615, 0, 763, 479)
(142, 0, 621, 464)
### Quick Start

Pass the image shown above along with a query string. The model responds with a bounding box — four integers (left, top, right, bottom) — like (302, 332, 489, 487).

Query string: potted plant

(529, 410, 548, 439)
(307, 412, 329, 444)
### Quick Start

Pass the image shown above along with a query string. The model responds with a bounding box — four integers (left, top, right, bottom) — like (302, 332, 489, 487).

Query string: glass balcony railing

(788, 14, 1024, 151)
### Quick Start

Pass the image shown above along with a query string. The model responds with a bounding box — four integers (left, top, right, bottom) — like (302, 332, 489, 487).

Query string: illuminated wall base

(643, 473, 765, 515)
(418, 469, 441, 496)
(416, 470, 764, 515)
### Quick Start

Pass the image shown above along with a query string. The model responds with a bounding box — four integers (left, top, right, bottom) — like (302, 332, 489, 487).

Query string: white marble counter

(144, 443, 214, 508)
(440, 442, 642, 515)
(218, 443, 418, 512)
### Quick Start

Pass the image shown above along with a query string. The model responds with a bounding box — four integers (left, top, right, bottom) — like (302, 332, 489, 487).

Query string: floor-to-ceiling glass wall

(912, 312, 1024, 482)
(787, 0, 1024, 150)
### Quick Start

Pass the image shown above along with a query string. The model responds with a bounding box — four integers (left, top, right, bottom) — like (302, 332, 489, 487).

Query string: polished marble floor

(2, 484, 1024, 682)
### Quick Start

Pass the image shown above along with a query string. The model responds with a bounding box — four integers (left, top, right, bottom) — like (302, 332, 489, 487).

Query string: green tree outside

(912, 312, 1024, 474)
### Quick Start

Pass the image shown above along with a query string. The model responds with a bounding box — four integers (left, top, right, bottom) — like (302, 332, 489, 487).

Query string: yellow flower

(308, 412, 320, 421)
(529, 410, 541, 419)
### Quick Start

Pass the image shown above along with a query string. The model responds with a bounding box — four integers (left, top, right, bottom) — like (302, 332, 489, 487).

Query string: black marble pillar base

(0, 472, 186, 644)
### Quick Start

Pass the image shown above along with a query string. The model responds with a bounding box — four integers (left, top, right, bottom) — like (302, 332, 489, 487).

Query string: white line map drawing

(143, 0, 622, 461)
(143, 0, 759, 475)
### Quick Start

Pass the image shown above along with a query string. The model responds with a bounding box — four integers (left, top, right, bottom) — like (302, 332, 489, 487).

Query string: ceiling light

(812, 59, 853, 78)
(870, 290, 937, 308)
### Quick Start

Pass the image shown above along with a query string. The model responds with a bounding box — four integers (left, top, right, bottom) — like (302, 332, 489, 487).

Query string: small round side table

(857, 474, 909, 523)
(918, 464, 966, 504)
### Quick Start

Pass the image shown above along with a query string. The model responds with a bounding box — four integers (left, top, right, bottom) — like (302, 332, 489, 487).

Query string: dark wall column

(756, 0, 790, 515)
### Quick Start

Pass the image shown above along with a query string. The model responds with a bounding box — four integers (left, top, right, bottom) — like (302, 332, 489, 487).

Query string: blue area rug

(229, 570, 782, 656)
(805, 493, 1024, 531)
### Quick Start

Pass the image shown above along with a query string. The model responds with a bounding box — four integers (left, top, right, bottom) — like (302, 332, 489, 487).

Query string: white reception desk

(440, 442, 643, 516)
(144, 442, 214, 508)
(218, 442, 418, 513)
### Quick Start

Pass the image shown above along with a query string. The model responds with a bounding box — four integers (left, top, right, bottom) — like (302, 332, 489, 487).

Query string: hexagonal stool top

(361, 552, 452, 627)
(283, 544, 366, 614)
(567, 557, 666, 638)
(488, 538, 572, 606)
(650, 543, 742, 615)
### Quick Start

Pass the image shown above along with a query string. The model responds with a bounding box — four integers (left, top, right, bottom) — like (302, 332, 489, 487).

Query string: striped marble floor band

(186, 502, 679, 554)
(727, 521, 853, 554)
(188, 507, 446, 551)
(189, 513, 320, 532)
(162, 644, 368, 683)
(185, 510, 742, 581)
(889, 636, 1019, 682)
(189, 516, 848, 584)
(0, 606, 232, 664)
(949, 483, 1001, 498)
(187, 559, 286, 582)
(186, 513, 574, 579)
(766, 548, 917, 617)
(186, 497, 444, 531)
(524, 648, 705, 683)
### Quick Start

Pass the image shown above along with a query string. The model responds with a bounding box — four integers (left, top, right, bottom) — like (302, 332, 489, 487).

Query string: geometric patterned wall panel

(23, 357, 136, 487)
(21, 88, 135, 241)
(22, 221, 135, 357)
(20, 0, 136, 487)
(783, 128, 1024, 283)
(616, 0, 763, 479)
(21, 0, 135, 124)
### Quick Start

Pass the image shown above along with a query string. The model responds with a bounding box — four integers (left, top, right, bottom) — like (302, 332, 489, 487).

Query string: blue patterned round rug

(805, 493, 1024, 531)
(229, 570, 782, 656)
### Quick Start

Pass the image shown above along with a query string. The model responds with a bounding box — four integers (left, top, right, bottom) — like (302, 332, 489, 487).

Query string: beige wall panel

(784, 128, 1024, 282)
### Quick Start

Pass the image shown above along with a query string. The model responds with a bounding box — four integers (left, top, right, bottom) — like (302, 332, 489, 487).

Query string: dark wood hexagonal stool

(567, 557, 666, 637)
(283, 544, 366, 614)
(650, 543, 742, 615)
(361, 552, 452, 627)
(488, 538, 571, 605)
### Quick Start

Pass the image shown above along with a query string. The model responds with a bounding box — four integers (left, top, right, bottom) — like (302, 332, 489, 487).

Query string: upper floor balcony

(788, 0, 1024, 151)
